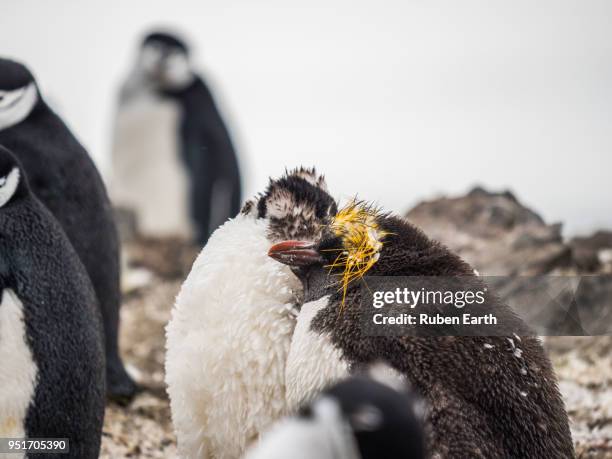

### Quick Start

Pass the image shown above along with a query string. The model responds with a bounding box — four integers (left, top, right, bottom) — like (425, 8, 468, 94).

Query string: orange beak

(268, 240, 323, 267)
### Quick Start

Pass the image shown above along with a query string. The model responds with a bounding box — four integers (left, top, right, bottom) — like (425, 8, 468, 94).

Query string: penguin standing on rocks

(166, 168, 337, 459)
(269, 202, 575, 458)
(0, 58, 135, 401)
(0, 146, 105, 458)
(112, 31, 242, 244)
(245, 366, 426, 459)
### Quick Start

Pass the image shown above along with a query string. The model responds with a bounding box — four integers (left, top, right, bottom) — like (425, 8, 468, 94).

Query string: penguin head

(316, 372, 426, 459)
(247, 368, 426, 459)
(0, 145, 29, 208)
(242, 167, 338, 243)
(139, 31, 194, 89)
(0, 59, 40, 130)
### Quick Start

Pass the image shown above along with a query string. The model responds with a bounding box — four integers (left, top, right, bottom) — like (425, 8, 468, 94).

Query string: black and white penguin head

(247, 365, 426, 459)
(242, 167, 338, 242)
(315, 369, 426, 459)
(0, 146, 28, 208)
(0, 59, 39, 131)
(138, 31, 194, 90)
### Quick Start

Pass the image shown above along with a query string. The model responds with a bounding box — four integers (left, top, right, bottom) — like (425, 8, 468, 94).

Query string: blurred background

(2, 0, 610, 236)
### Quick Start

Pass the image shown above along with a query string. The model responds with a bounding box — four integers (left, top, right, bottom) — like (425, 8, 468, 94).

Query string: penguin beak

(268, 240, 324, 267)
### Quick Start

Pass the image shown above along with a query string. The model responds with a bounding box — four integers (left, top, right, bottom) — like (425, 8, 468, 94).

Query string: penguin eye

(350, 404, 383, 432)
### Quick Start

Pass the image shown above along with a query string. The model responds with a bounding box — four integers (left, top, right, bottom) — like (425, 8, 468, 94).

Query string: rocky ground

(549, 337, 612, 457)
(100, 238, 199, 459)
(100, 191, 612, 458)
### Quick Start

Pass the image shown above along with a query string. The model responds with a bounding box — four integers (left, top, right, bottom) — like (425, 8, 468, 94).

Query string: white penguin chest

(0, 289, 38, 448)
(165, 216, 301, 458)
(111, 94, 192, 237)
(285, 296, 350, 409)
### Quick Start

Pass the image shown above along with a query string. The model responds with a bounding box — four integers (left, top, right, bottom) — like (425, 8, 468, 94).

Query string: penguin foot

(106, 364, 139, 406)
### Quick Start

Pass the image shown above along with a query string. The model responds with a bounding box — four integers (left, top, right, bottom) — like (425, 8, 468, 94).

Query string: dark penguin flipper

(192, 150, 214, 246)
(230, 176, 242, 217)
(80, 225, 137, 404)
(195, 107, 241, 244)
(95, 225, 137, 404)
(81, 217, 137, 403)
(172, 77, 242, 245)
(222, 153, 243, 220)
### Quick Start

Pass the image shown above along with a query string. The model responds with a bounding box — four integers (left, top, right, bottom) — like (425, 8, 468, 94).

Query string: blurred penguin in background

(112, 30, 242, 245)
(245, 365, 426, 459)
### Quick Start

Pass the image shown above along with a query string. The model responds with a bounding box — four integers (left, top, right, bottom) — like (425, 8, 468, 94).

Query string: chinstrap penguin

(112, 31, 242, 244)
(0, 58, 135, 402)
(165, 168, 337, 459)
(269, 202, 575, 458)
(245, 365, 426, 459)
(0, 146, 105, 458)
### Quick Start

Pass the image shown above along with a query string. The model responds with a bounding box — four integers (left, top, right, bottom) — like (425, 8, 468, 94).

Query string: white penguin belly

(0, 289, 38, 459)
(285, 296, 350, 410)
(111, 94, 193, 238)
(165, 215, 300, 459)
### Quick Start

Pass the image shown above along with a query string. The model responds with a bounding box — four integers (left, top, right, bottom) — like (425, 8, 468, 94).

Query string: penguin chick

(269, 204, 575, 458)
(245, 363, 426, 459)
(0, 146, 105, 458)
(165, 167, 337, 459)
(0, 57, 134, 402)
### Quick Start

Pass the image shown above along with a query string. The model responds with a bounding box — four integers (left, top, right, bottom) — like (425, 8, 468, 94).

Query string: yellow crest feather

(324, 200, 388, 306)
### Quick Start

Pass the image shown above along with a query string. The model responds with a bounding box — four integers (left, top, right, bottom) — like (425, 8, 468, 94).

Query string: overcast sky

(2, 0, 610, 235)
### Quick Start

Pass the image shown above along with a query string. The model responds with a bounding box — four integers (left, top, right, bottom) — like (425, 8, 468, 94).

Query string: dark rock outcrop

(405, 187, 612, 336)
(570, 230, 612, 273)
(406, 187, 572, 276)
